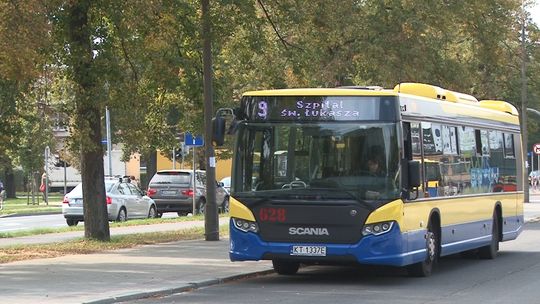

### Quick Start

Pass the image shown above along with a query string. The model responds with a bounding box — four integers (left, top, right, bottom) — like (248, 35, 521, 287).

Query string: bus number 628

(259, 207, 286, 222)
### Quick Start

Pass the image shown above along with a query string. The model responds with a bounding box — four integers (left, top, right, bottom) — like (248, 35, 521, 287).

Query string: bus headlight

(232, 218, 259, 233)
(362, 221, 394, 236)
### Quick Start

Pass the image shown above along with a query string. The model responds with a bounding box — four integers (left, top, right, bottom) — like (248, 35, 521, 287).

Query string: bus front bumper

(229, 219, 425, 267)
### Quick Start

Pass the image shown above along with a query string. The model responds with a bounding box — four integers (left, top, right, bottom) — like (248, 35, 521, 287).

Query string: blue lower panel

(439, 215, 524, 256)
(229, 219, 426, 267)
(229, 215, 524, 267)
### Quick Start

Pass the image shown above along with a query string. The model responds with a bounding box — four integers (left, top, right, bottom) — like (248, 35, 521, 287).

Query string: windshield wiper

(295, 188, 375, 211)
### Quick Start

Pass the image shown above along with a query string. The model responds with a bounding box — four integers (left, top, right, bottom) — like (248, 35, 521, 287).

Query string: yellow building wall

(156, 150, 232, 181)
(125, 153, 141, 179)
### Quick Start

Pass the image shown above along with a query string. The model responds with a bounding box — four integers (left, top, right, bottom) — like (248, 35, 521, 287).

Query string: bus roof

(242, 83, 520, 128)
(243, 87, 397, 97)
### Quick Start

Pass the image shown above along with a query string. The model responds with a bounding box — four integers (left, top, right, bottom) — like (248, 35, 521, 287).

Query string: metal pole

(63, 161, 67, 195)
(44, 146, 49, 205)
(172, 148, 176, 169)
(193, 148, 196, 215)
(521, 1, 529, 203)
(531, 152, 534, 171)
(202, 0, 218, 241)
(106, 106, 113, 176)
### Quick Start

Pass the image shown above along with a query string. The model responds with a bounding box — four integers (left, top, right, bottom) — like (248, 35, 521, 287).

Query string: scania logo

(289, 227, 329, 236)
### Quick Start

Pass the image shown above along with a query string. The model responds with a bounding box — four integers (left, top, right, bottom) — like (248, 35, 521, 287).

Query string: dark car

(147, 169, 229, 217)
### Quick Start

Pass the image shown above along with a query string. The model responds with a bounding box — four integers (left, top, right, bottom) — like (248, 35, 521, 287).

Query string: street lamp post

(106, 106, 112, 176)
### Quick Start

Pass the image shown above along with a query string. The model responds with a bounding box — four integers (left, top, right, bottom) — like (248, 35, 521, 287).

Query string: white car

(62, 179, 157, 226)
(219, 176, 231, 195)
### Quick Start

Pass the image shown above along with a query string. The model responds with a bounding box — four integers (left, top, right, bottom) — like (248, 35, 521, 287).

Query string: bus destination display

(244, 96, 398, 122)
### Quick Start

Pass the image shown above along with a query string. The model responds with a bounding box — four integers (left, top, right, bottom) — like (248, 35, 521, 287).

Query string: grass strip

(0, 224, 229, 264)
(0, 213, 225, 238)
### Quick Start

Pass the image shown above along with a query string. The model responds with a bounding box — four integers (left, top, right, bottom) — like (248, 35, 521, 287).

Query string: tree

(0, 1, 52, 197)
(56, 1, 110, 240)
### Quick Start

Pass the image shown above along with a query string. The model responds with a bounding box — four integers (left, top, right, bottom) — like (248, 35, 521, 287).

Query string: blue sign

(184, 132, 204, 147)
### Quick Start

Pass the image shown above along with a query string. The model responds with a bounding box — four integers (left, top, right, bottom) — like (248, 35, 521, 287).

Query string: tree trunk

(3, 167, 16, 198)
(145, 149, 157, 189)
(66, 1, 110, 241)
(6, 170, 15, 198)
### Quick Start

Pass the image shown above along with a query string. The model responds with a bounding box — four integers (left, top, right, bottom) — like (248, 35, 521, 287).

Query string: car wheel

(197, 198, 206, 215)
(220, 196, 230, 213)
(116, 208, 127, 222)
(148, 205, 157, 219)
(66, 219, 78, 226)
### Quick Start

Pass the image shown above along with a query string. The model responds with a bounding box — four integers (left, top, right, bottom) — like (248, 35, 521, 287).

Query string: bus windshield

(233, 122, 400, 201)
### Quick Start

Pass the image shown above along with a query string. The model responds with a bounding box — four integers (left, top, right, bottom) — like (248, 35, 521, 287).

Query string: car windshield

(233, 122, 400, 201)
(69, 180, 117, 196)
(151, 172, 191, 184)
(220, 177, 231, 187)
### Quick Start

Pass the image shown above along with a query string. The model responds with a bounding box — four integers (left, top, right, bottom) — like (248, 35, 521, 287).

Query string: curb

(0, 211, 61, 218)
(85, 269, 276, 304)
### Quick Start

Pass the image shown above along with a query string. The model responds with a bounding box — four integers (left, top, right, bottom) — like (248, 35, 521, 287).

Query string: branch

(257, 0, 302, 50)
(114, 24, 139, 84)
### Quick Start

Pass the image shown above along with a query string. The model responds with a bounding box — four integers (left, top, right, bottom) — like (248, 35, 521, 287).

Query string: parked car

(147, 169, 229, 216)
(62, 179, 157, 226)
(492, 176, 517, 192)
(219, 176, 231, 195)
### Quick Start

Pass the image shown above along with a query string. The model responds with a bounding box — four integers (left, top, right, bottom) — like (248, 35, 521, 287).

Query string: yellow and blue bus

(217, 83, 523, 277)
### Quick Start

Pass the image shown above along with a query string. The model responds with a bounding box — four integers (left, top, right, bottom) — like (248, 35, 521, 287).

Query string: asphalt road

(132, 222, 540, 304)
(0, 213, 67, 232)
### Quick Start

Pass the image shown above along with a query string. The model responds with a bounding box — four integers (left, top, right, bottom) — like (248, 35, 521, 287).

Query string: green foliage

(2, 0, 540, 173)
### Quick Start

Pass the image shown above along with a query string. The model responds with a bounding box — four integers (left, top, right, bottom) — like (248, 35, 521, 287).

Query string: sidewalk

(0, 217, 274, 304)
(1, 202, 540, 304)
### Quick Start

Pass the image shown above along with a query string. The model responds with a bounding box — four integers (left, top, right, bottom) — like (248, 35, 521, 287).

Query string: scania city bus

(215, 83, 523, 277)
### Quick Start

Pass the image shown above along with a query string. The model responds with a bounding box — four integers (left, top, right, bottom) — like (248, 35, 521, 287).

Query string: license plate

(290, 245, 327, 257)
(72, 199, 82, 205)
(161, 190, 177, 196)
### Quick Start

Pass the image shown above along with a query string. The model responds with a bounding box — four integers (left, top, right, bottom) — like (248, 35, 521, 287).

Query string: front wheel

(272, 259, 300, 275)
(408, 220, 439, 277)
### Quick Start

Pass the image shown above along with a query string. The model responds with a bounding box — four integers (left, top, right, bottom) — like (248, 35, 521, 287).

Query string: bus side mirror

(213, 108, 237, 146)
(408, 160, 421, 189)
(212, 116, 226, 146)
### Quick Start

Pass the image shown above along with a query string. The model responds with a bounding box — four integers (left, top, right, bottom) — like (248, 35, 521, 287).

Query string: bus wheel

(272, 259, 300, 275)
(479, 211, 499, 259)
(408, 220, 439, 277)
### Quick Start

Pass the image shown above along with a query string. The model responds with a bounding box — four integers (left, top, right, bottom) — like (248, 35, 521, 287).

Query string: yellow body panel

(401, 194, 519, 232)
(479, 100, 519, 116)
(365, 199, 404, 228)
(440, 102, 520, 125)
(230, 196, 255, 221)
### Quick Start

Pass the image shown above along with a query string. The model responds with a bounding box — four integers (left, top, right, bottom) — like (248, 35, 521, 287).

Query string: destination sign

(241, 96, 398, 122)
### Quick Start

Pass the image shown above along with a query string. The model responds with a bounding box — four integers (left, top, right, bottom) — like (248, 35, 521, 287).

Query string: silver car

(62, 179, 157, 226)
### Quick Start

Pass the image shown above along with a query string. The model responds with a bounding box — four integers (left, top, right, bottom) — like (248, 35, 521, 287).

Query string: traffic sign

(534, 143, 540, 155)
(184, 132, 204, 147)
